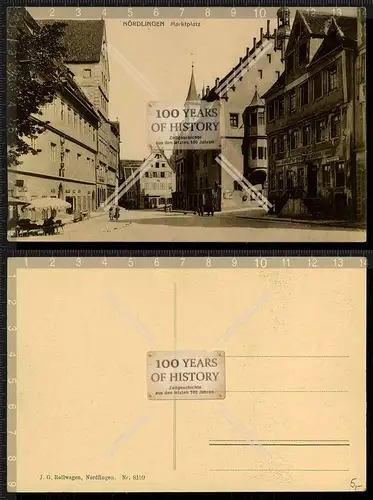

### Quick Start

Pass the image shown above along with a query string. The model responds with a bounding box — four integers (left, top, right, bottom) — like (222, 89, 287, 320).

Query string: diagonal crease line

(216, 155, 273, 211)
(217, 293, 270, 346)
(216, 40, 273, 97)
(203, 41, 273, 115)
(103, 153, 155, 209)
(108, 43, 158, 97)
(217, 154, 271, 206)
(103, 291, 155, 343)
(103, 413, 151, 458)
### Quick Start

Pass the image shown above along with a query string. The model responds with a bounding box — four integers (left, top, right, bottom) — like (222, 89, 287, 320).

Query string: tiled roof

(38, 19, 104, 62)
(299, 11, 357, 41)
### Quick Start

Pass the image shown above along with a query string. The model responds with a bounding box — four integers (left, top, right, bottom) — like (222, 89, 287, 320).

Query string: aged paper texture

(11, 263, 366, 492)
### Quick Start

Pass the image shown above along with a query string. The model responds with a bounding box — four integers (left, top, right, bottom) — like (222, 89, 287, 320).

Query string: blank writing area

(14, 266, 366, 492)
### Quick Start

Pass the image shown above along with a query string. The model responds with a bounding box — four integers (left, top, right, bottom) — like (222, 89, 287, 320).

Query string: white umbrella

(26, 197, 71, 210)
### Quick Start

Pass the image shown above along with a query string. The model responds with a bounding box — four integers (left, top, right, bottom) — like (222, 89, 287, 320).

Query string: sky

(28, 7, 358, 160)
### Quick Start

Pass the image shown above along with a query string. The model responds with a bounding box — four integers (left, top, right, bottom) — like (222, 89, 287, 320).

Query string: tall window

(278, 97, 285, 116)
(302, 124, 311, 146)
(328, 66, 338, 91)
(230, 113, 239, 128)
(279, 134, 286, 152)
(258, 70, 263, 79)
(67, 107, 72, 124)
(50, 143, 56, 162)
(289, 90, 296, 112)
(322, 165, 332, 187)
(331, 114, 341, 138)
(300, 81, 309, 106)
(258, 110, 265, 124)
(60, 102, 65, 121)
(250, 112, 257, 126)
(335, 162, 345, 187)
(65, 149, 70, 166)
(314, 72, 322, 99)
(251, 147, 257, 160)
(297, 168, 304, 189)
(258, 147, 264, 159)
(316, 119, 326, 142)
(289, 129, 297, 149)
(277, 172, 284, 189)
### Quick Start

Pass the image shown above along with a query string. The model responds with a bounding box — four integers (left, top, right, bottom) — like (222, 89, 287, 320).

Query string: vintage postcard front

(8, 257, 366, 492)
(7, 6, 366, 242)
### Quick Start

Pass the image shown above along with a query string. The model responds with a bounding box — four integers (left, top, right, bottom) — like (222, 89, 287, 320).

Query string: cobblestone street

(12, 209, 366, 242)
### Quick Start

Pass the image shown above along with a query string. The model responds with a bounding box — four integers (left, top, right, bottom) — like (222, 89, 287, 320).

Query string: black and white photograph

(7, 6, 366, 242)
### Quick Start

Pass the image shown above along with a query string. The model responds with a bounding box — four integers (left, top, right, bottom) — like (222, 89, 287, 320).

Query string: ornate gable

(285, 11, 310, 55)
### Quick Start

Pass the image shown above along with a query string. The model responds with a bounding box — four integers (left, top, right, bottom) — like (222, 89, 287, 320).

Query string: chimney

(239, 57, 242, 65)
(253, 37, 257, 48)
(215, 77, 219, 87)
(206, 86, 210, 93)
(246, 47, 250, 57)
(267, 20, 271, 37)
(260, 27, 263, 41)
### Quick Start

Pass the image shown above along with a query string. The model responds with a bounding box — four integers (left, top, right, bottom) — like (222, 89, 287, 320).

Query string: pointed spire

(186, 64, 198, 101)
(249, 85, 265, 107)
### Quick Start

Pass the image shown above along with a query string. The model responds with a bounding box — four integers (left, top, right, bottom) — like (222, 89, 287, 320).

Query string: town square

(7, 6, 366, 242)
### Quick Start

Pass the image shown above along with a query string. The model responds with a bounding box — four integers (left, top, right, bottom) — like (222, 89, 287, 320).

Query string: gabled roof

(298, 10, 357, 40)
(38, 19, 104, 63)
(308, 15, 357, 67)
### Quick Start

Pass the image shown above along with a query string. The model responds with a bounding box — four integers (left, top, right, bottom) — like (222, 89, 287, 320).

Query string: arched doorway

(248, 169, 267, 187)
(58, 183, 64, 200)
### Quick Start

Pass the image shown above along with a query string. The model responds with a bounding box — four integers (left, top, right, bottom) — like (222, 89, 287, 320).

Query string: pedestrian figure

(109, 206, 114, 220)
(114, 205, 120, 220)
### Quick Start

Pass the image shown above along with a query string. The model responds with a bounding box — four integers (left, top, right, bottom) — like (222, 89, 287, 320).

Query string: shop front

(271, 150, 354, 219)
